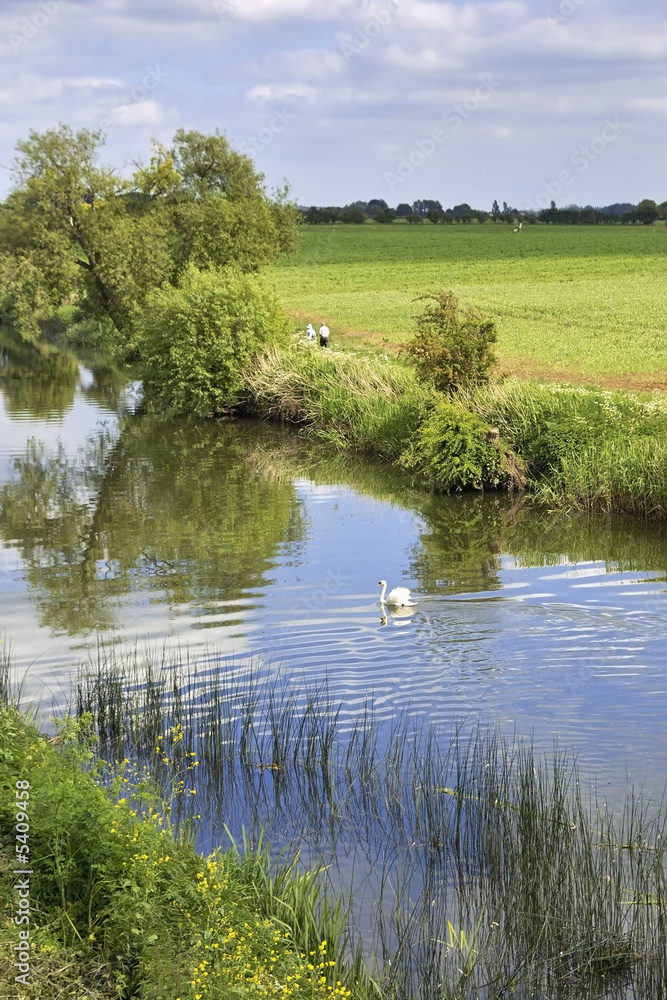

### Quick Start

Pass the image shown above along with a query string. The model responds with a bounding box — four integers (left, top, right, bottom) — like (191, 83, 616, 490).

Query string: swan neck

(379, 582, 387, 603)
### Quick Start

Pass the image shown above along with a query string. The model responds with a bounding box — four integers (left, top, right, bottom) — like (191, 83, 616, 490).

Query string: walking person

(319, 323, 330, 348)
(306, 323, 316, 342)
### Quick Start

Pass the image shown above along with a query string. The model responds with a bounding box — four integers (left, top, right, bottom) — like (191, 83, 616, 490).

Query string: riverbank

(0, 705, 358, 1000)
(244, 343, 667, 519)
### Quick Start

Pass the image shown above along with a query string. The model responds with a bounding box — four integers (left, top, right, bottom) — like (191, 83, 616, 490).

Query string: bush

(402, 291, 497, 393)
(398, 399, 522, 492)
(136, 265, 290, 416)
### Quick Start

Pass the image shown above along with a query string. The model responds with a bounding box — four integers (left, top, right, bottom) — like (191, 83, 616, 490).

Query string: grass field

(267, 225, 667, 385)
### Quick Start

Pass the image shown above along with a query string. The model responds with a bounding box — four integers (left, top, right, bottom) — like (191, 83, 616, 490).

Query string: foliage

(245, 344, 434, 459)
(268, 224, 667, 376)
(398, 399, 521, 491)
(136, 265, 291, 416)
(461, 378, 667, 517)
(402, 291, 497, 393)
(0, 125, 299, 352)
(0, 707, 356, 1000)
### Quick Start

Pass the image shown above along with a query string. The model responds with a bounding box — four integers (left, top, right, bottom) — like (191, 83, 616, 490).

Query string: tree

(0, 125, 299, 351)
(374, 208, 396, 223)
(340, 208, 366, 224)
(491, 200, 500, 220)
(136, 264, 290, 416)
(401, 291, 497, 394)
(635, 199, 659, 225)
(395, 203, 412, 217)
(405, 213, 424, 224)
(304, 206, 339, 224)
(451, 203, 473, 223)
(412, 199, 442, 216)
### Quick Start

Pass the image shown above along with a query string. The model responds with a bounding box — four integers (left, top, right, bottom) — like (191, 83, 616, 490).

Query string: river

(1, 337, 667, 801)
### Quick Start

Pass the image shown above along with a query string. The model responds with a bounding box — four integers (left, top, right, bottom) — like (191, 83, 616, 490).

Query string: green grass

(267, 225, 667, 379)
(244, 345, 667, 517)
(0, 705, 360, 1000)
(244, 344, 433, 459)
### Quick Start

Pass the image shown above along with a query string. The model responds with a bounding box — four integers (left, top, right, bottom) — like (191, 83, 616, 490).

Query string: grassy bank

(244, 344, 667, 518)
(267, 225, 667, 383)
(0, 703, 359, 1000)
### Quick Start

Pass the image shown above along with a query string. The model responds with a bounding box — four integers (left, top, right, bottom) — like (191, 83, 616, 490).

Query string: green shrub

(137, 265, 291, 416)
(399, 399, 522, 492)
(401, 291, 497, 393)
(462, 379, 667, 473)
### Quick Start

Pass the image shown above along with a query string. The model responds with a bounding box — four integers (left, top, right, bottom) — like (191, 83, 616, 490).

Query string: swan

(378, 580, 417, 607)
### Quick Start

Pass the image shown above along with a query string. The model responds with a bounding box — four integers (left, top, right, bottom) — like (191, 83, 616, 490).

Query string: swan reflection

(380, 605, 417, 626)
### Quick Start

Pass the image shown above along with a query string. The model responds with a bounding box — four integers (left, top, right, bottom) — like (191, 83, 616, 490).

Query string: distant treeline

(301, 198, 667, 225)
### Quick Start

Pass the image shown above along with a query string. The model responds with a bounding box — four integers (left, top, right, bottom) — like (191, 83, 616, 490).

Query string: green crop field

(267, 224, 667, 384)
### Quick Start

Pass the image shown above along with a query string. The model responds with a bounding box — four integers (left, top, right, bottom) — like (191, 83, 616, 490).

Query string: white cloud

(66, 76, 126, 89)
(0, 0, 665, 208)
(245, 83, 320, 103)
(491, 125, 514, 139)
(626, 96, 667, 114)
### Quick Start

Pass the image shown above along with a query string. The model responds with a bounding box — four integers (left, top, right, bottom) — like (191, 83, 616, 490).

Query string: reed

(71, 644, 667, 1000)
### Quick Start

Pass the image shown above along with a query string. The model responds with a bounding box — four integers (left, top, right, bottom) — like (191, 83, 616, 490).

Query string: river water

(1, 338, 667, 798)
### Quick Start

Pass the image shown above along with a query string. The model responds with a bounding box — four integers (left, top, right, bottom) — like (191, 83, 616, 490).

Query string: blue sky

(0, 0, 665, 210)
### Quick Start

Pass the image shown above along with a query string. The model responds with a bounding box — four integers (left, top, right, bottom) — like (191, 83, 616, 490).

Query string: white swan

(378, 580, 417, 607)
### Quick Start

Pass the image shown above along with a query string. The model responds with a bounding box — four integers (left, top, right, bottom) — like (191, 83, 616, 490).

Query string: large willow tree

(0, 125, 299, 350)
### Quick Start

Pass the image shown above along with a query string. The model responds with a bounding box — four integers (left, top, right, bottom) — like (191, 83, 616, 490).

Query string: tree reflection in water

(0, 420, 305, 635)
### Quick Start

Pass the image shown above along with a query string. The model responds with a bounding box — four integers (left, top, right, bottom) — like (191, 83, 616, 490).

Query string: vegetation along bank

(2, 124, 667, 523)
(0, 700, 358, 1000)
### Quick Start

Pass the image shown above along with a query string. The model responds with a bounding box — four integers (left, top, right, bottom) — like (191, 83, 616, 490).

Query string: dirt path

(497, 356, 667, 392)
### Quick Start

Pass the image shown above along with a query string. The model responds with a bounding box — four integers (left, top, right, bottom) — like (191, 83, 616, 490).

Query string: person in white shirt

(306, 323, 316, 341)
(319, 323, 330, 348)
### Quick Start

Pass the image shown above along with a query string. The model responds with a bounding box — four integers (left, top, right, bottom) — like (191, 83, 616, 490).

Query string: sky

(0, 0, 665, 211)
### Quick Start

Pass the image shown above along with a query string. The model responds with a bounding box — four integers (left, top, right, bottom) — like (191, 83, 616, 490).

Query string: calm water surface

(1, 338, 667, 795)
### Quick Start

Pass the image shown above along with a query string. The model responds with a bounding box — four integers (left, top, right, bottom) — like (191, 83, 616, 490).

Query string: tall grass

(244, 345, 432, 459)
(245, 345, 667, 516)
(460, 378, 667, 518)
(72, 644, 667, 1000)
